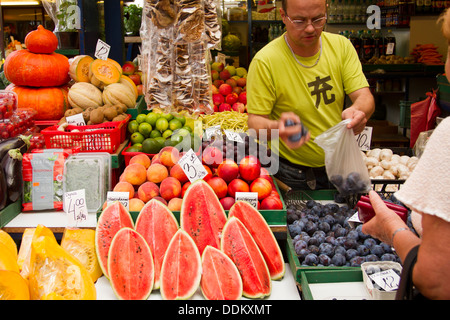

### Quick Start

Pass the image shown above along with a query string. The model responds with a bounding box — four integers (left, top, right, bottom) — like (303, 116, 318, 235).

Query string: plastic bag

(315, 119, 371, 196)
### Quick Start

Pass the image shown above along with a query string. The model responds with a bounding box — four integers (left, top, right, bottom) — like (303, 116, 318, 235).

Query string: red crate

(121, 142, 156, 166)
(41, 115, 130, 153)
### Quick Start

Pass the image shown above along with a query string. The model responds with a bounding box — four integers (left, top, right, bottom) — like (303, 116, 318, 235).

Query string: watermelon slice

(160, 229, 202, 300)
(229, 201, 285, 280)
(108, 227, 154, 300)
(180, 179, 227, 254)
(95, 201, 134, 279)
(221, 216, 272, 299)
(135, 199, 179, 289)
(200, 245, 243, 300)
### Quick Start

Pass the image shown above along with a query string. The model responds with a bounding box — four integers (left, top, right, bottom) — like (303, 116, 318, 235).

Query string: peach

(129, 198, 145, 212)
(167, 197, 183, 211)
(217, 158, 239, 183)
(137, 181, 160, 203)
(181, 181, 191, 197)
(207, 176, 228, 199)
(202, 146, 223, 168)
(260, 196, 283, 210)
(160, 177, 182, 201)
(123, 163, 148, 186)
(147, 163, 169, 184)
(227, 178, 250, 198)
(203, 165, 213, 181)
(159, 146, 180, 167)
(220, 196, 235, 210)
(170, 163, 189, 184)
(129, 153, 151, 169)
(113, 181, 135, 199)
(250, 177, 273, 200)
(239, 155, 261, 182)
(151, 153, 161, 164)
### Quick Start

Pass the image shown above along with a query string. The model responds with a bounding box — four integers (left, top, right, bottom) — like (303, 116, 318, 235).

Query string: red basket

(121, 142, 156, 166)
(41, 114, 130, 153)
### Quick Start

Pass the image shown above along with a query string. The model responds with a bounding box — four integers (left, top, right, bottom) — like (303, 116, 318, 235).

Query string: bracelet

(391, 227, 411, 245)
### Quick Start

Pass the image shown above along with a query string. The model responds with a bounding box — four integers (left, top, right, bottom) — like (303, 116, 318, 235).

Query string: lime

(136, 113, 147, 124)
(145, 112, 159, 127)
(138, 122, 153, 138)
(181, 125, 192, 133)
(161, 113, 174, 121)
(175, 128, 191, 137)
(142, 138, 162, 154)
(170, 133, 184, 144)
(169, 118, 183, 131)
(127, 145, 142, 152)
(130, 132, 145, 145)
(154, 137, 166, 148)
(162, 129, 173, 139)
(174, 115, 186, 126)
(150, 130, 162, 138)
(128, 120, 139, 134)
(155, 117, 169, 132)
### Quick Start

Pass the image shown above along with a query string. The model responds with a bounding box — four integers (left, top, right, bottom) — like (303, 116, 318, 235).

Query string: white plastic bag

(315, 119, 371, 196)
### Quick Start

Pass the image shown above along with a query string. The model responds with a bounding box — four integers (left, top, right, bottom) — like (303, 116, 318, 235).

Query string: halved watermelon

(135, 199, 179, 289)
(229, 201, 285, 280)
(201, 245, 242, 300)
(108, 227, 154, 300)
(160, 229, 201, 300)
(95, 201, 134, 279)
(221, 216, 271, 299)
(180, 180, 227, 254)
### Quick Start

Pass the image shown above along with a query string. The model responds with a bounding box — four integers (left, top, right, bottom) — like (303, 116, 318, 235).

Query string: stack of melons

(3, 25, 70, 120)
(66, 54, 138, 115)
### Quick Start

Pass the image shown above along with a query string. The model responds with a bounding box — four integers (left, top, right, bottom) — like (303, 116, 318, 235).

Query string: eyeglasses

(285, 14, 327, 30)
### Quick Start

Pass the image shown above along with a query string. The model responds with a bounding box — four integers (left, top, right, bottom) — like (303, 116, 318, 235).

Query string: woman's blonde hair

(439, 9, 450, 41)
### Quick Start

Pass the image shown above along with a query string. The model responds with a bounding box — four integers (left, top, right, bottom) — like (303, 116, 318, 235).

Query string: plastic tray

(41, 115, 130, 153)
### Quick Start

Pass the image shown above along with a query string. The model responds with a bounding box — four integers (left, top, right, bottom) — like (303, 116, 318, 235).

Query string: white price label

(356, 126, 373, 151)
(224, 130, 244, 143)
(95, 39, 111, 60)
(386, 43, 395, 55)
(178, 149, 207, 183)
(205, 125, 222, 140)
(66, 113, 86, 126)
(369, 268, 400, 292)
(64, 189, 88, 226)
(106, 191, 129, 210)
(235, 192, 259, 209)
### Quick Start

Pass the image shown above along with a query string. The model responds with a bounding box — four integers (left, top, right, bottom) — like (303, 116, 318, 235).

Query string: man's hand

(278, 112, 310, 149)
(341, 106, 368, 135)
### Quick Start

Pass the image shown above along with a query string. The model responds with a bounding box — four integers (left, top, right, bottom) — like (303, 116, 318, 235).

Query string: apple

(212, 93, 225, 106)
(238, 91, 247, 105)
(217, 158, 239, 182)
(260, 196, 283, 210)
(211, 84, 219, 95)
(225, 65, 236, 76)
(211, 69, 220, 80)
(129, 73, 141, 86)
(239, 155, 261, 181)
(220, 197, 235, 210)
(207, 176, 228, 199)
(213, 79, 224, 87)
(225, 78, 237, 88)
(122, 61, 135, 75)
(219, 103, 232, 112)
(236, 67, 247, 77)
(236, 77, 246, 88)
(211, 61, 224, 72)
(137, 84, 144, 96)
(219, 83, 232, 96)
(250, 177, 273, 200)
(227, 178, 250, 198)
(225, 92, 239, 105)
(232, 102, 245, 113)
(219, 69, 231, 81)
(232, 86, 243, 95)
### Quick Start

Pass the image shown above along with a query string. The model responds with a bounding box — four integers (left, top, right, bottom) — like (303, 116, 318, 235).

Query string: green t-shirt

(247, 31, 369, 167)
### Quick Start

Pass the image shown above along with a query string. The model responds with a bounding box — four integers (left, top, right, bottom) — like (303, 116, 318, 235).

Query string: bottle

(416, 0, 424, 13)
(424, 0, 432, 11)
(329, 0, 337, 23)
(360, 30, 374, 62)
(372, 29, 384, 58)
(359, 0, 367, 23)
(349, 30, 362, 57)
(343, 0, 351, 22)
(385, 29, 396, 55)
(337, 0, 344, 22)
(350, 0, 357, 22)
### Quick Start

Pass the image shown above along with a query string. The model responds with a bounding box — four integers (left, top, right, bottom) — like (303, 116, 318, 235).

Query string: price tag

(178, 149, 207, 183)
(64, 189, 88, 227)
(106, 191, 129, 210)
(66, 113, 86, 126)
(386, 43, 395, 55)
(224, 130, 244, 143)
(369, 268, 400, 292)
(95, 39, 111, 60)
(355, 126, 373, 151)
(204, 125, 222, 140)
(235, 192, 259, 209)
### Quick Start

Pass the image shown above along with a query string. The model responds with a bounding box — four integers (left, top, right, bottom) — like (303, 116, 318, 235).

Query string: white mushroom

(382, 170, 396, 180)
(380, 159, 391, 170)
(365, 156, 379, 170)
(369, 165, 384, 178)
(380, 148, 393, 161)
(367, 148, 382, 161)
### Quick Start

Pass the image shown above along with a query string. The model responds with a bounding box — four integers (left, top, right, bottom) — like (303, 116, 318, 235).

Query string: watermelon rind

(200, 245, 243, 300)
(221, 216, 272, 299)
(107, 227, 154, 300)
(135, 198, 179, 289)
(160, 229, 202, 300)
(229, 200, 285, 280)
(180, 179, 227, 254)
(95, 201, 134, 279)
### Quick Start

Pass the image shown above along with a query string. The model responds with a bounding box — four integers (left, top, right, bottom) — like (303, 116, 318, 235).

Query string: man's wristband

(391, 227, 411, 245)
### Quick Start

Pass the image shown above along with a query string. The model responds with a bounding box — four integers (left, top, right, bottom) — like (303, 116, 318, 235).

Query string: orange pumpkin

(6, 84, 69, 120)
(25, 25, 58, 54)
(3, 50, 70, 87)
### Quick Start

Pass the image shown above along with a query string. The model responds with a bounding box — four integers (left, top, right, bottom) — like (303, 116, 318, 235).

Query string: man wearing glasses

(246, 0, 375, 190)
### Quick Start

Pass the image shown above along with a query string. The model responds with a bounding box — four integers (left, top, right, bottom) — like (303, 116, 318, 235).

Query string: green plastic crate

(399, 100, 412, 129)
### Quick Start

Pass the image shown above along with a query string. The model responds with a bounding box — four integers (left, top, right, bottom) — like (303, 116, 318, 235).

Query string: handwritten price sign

(178, 149, 207, 183)
(355, 126, 373, 152)
(95, 39, 111, 60)
(64, 189, 88, 227)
